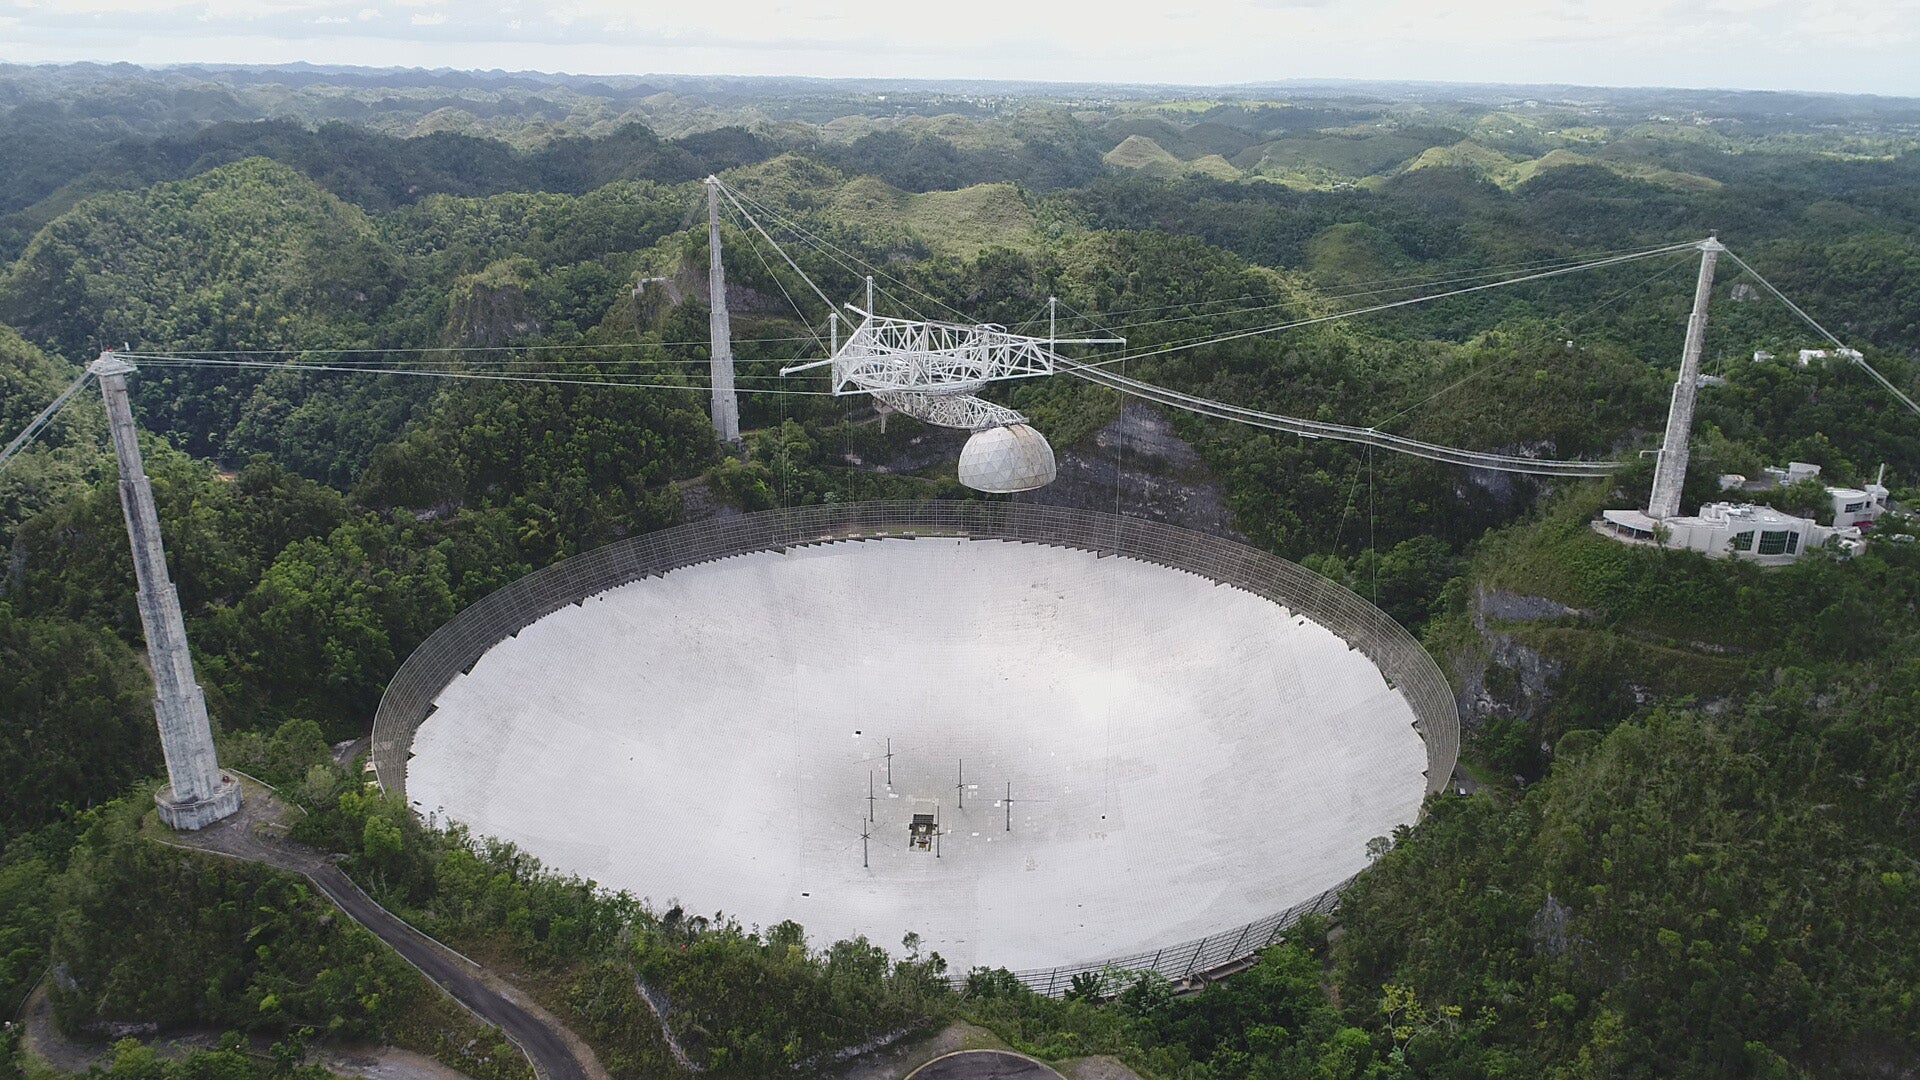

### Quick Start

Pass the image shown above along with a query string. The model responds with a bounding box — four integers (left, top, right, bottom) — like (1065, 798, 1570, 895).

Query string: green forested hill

(0, 110, 784, 259)
(2, 69, 1920, 1079)
(0, 157, 398, 359)
(0, 158, 414, 475)
(1330, 491, 1920, 1074)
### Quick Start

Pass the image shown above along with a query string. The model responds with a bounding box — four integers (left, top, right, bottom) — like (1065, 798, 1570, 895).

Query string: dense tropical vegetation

(1, 62, 1918, 1078)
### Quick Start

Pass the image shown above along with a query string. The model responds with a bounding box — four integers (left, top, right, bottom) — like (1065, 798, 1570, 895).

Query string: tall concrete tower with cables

(705, 176, 742, 444)
(1646, 237, 1724, 520)
(92, 353, 242, 830)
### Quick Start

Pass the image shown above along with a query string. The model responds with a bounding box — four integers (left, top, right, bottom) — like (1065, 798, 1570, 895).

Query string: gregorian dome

(958, 423, 1057, 493)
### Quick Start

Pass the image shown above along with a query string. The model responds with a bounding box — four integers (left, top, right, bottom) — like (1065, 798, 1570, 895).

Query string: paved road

(306, 864, 588, 1080)
(905, 1051, 1066, 1080)
(332, 736, 372, 769)
(155, 779, 595, 1080)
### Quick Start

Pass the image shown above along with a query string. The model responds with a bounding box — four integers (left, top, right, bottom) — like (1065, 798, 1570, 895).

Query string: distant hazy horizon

(8, 61, 1920, 105)
(3, 0, 1917, 99)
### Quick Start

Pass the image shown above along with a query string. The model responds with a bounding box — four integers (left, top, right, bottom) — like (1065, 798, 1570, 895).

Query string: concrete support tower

(91, 353, 241, 829)
(705, 176, 741, 444)
(1646, 237, 1725, 520)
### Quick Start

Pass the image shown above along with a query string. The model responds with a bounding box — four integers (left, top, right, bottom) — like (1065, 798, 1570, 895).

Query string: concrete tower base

(156, 776, 242, 830)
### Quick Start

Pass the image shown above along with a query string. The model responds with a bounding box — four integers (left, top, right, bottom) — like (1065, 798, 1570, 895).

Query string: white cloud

(408, 10, 443, 23)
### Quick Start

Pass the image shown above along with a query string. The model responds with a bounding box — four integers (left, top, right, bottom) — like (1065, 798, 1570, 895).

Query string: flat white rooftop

(409, 537, 1427, 972)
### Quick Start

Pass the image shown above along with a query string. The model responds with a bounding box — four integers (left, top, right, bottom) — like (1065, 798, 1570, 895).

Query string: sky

(2, 0, 1919, 97)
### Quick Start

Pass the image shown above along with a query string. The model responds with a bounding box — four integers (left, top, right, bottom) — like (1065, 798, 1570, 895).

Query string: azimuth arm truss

(785, 307, 1122, 395)
(778, 305, 1122, 430)
(871, 391, 1026, 429)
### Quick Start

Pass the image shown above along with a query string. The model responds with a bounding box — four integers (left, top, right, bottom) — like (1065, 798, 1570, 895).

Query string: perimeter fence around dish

(370, 501, 1460, 994)
(984, 872, 1356, 996)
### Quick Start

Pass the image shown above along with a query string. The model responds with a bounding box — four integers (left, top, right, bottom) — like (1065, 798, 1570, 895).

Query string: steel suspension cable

(1059, 358, 1622, 476)
(0, 368, 95, 474)
(1071, 240, 1706, 371)
(126, 358, 803, 381)
(714, 181, 838, 321)
(723, 183, 972, 323)
(721, 197, 831, 356)
(126, 337, 816, 357)
(1721, 250, 1920, 418)
(1061, 251, 1692, 338)
(118, 355, 839, 395)
(1366, 252, 1696, 431)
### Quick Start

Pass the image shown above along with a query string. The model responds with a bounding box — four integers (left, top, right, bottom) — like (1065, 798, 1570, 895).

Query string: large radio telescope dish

(385, 506, 1456, 983)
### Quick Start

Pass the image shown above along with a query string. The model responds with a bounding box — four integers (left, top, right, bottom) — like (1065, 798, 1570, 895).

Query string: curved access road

(151, 779, 598, 1080)
(305, 863, 588, 1080)
(905, 1050, 1067, 1079)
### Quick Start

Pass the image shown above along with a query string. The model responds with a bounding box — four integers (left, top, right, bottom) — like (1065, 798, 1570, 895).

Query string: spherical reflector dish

(958, 423, 1056, 492)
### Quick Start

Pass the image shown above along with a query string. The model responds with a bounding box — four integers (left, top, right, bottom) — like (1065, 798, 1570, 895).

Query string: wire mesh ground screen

(376, 503, 1458, 990)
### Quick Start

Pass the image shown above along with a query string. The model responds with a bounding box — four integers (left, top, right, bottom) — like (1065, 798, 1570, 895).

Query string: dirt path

(151, 778, 602, 1080)
(19, 983, 103, 1074)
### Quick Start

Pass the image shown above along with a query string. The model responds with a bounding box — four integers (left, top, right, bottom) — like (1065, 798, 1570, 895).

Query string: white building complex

(1601, 462, 1890, 563)
(1600, 238, 1896, 564)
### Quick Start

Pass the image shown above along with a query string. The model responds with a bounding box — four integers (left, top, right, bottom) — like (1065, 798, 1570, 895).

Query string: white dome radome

(958, 423, 1057, 492)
